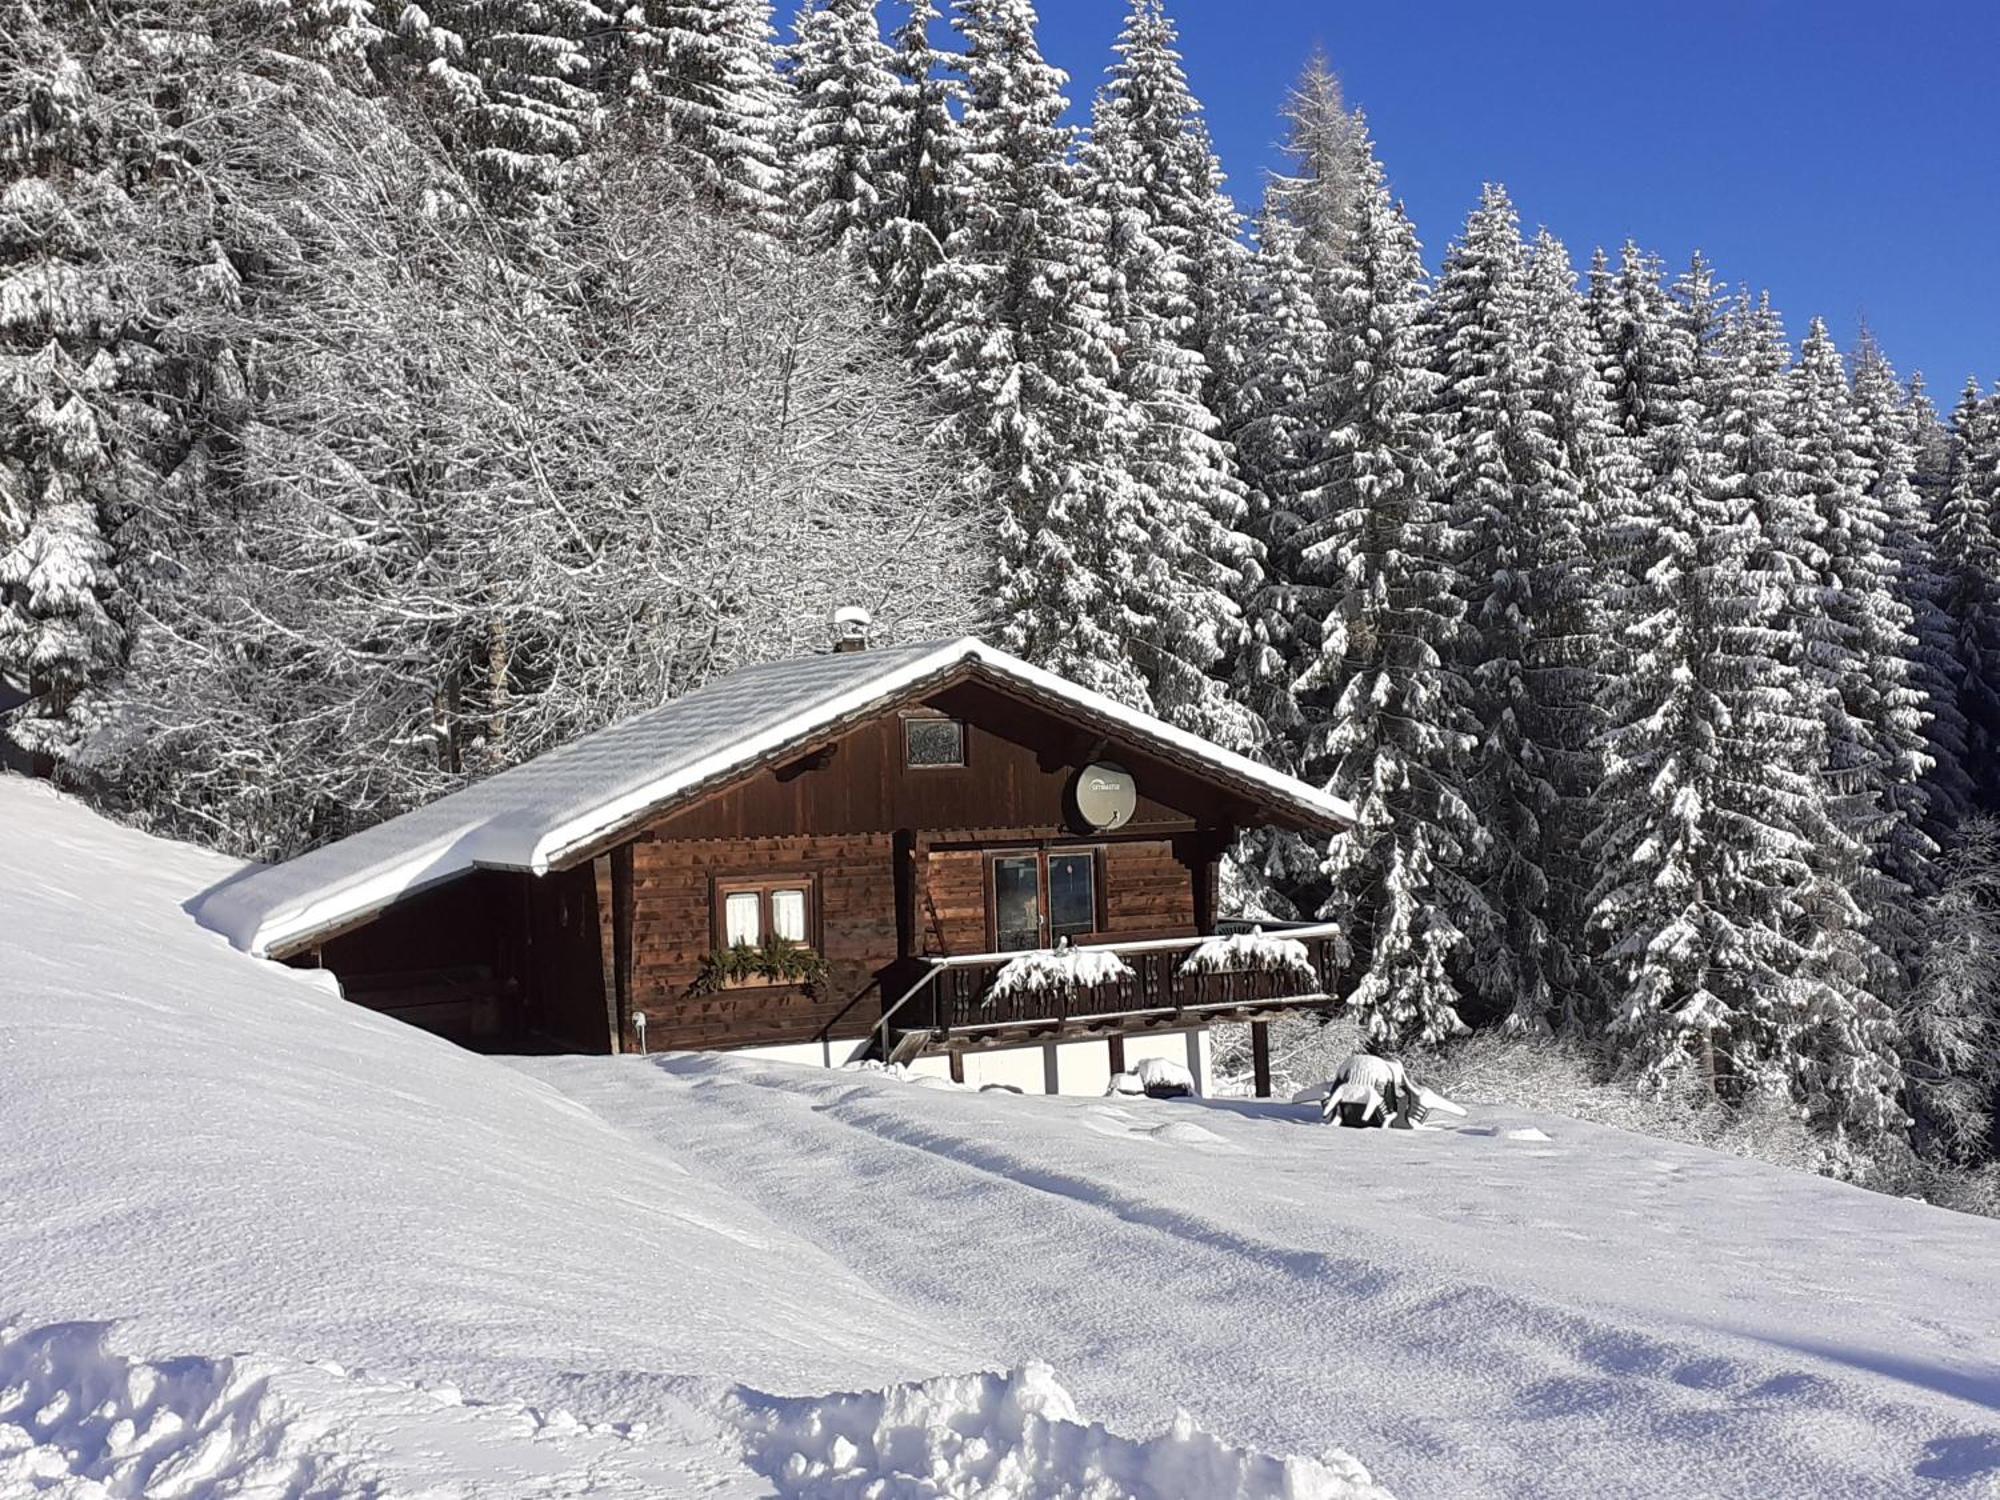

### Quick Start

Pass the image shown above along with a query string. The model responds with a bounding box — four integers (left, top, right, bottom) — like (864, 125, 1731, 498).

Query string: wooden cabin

(192, 630, 1354, 1096)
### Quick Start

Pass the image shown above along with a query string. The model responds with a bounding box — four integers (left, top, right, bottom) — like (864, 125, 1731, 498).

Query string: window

(904, 716, 965, 769)
(713, 879, 818, 981)
(988, 849, 1099, 951)
(1048, 852, 1096, 941)
(993, 855, 1042, 952)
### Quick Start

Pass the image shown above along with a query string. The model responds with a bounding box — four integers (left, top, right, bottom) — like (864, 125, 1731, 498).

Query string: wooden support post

(613, 843, 634, 1049)
(1186, 825, 1231, 937)
(1107, 1034, 1125, 1077)
(893, 828, 917, 960)
(1251, 1020, 1272, 1099)
(593, 851, 633, 1055)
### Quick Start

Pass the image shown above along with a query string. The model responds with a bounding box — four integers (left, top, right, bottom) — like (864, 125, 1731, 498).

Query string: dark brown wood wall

(649, 683, 1203, 844)
(316, 873, 507, 978)
(1099, 841, 1199, 938)
(622, 832, 898, 1052)
(524, 861, 611, 1051)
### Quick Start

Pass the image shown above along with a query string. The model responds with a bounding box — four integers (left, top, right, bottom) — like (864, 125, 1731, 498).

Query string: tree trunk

(487, 616, 510, 752)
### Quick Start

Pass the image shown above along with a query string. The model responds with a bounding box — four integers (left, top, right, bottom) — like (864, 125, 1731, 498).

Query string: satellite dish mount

(1069, 762, 1137, 833)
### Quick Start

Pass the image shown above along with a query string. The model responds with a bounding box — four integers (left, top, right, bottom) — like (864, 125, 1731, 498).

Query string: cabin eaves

(191, 636, 1356, 961)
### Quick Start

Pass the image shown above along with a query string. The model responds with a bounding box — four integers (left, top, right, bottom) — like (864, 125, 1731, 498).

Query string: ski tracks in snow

(526, 1054, 2000, 1500)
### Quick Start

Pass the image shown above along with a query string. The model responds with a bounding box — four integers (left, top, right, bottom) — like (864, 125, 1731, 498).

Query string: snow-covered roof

(192, 637, 1355, 958)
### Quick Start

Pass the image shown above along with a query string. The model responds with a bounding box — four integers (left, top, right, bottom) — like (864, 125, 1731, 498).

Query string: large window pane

(770, 888, 808, 943)
(723, 891, 761, 947)
(993, 856, 1042, 951)
(1048, 853, 1096, 940)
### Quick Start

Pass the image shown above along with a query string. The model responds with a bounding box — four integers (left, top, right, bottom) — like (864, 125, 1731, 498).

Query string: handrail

(851, 962, 954, 1066)
(851, 923, 1346, 1066)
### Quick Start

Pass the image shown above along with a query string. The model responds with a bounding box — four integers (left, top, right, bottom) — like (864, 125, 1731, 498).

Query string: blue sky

(1028, 1, 1998, 399)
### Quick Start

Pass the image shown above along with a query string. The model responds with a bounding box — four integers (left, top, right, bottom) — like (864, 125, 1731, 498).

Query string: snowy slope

(11, 772, 1999, 1498)
(527, 1051, 2000, 1500)
(0, 776, 1386, 1498)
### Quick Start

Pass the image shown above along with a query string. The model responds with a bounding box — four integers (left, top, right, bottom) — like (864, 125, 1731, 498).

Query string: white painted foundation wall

(727, 1030, 1212, 1097)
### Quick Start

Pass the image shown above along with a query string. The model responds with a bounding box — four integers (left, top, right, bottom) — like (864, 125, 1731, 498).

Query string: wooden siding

(622, 832, 898, 1052)
(918, 840, 1195, 956)
(920, 849, 986, 955)
(1099, 841, 1197, 940)
(640, 679, 1218, 845)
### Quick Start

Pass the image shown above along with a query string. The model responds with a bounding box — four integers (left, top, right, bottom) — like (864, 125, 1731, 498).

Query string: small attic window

(904, 716, 965, 769)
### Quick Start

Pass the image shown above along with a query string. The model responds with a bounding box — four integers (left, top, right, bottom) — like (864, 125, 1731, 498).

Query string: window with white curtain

(723, 890, 762, 948)
(770, 888, 808, 943)
(713, 879, 818, 981)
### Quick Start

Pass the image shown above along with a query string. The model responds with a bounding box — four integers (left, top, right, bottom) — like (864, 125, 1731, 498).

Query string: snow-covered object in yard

(1106, 1071, 1146, 1097)
(1177, 927, 1322, 988)
(985, 944, 1136, 1007)
(844, 1057, 964, 1091)
(1291, 1078, 1467, 1120)
(730, 1361, 1391, 1499)
(1134, 1056, 1196, 1098)
(189, 637, 1355, 959)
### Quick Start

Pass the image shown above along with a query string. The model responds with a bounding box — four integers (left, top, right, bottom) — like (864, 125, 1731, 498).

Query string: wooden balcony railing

(866, 924, 1344, 1059)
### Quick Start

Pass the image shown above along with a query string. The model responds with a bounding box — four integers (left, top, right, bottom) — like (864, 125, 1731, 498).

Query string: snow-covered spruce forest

(5, 2, 1999, 1196)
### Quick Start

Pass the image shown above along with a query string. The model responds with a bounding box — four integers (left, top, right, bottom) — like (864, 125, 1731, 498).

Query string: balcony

(868, 923, 1345, 1061)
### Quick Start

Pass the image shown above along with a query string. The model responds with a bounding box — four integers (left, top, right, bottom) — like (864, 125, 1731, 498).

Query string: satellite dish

(1071, 762, 1136, 832)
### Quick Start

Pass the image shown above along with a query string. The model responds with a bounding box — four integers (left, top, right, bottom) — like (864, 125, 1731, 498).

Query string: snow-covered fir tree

(1507, 228, 1633, 1028)
(1905, 370, 1956, 503)
(1221, 55, 1356, 797)
(1937, 381, 2000, 817)
(1786, 318, 1935, 923)
(440, 0, 608, 207)
(1265, 51, 1356, 282)
(919, 0, 1183, 719)
(1284, 122, 1480, 1048)
(0, 2, 150, 762)
(1849, 337, 1973, 851)
(1222, 192, 1327, 814)
(1080, 0, 1254, 748)
(1432, 185, 1600, 1032)
(1901, 816, 2000, 1165)
(611, 0, 788, 223)
(872, 0, 959, 331)
(785, 0, 898, 269)
(1585, 291, 1726, 1081)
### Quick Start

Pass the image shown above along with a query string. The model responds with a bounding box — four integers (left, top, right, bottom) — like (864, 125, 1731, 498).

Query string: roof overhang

(529, 642, 1354, 875)
(225, 639, 1354, 960)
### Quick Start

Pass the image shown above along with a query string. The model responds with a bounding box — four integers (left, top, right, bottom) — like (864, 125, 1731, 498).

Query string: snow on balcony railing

(857, 924, 1345, 1063)
(984, 943, 1138, 1008)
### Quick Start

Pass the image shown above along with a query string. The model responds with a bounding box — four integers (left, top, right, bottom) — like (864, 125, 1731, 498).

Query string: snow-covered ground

(527, 1053, 2000, 1499)
(0, 776, 1383, 1497)
(7, 775, 2000, 1497)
